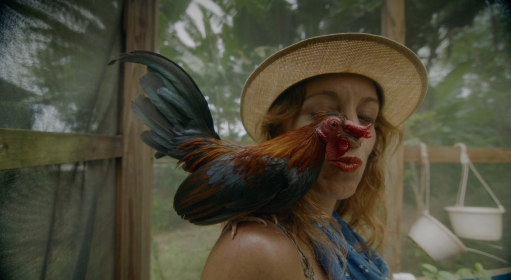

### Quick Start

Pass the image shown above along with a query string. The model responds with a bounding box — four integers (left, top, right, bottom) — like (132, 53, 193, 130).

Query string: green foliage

(156, 0, 511, 146)
(404, 2, 511, 148)
(157, 0, 385, 141)
(421, 262, 493, 280)
(151, 224, 219, 280)
(152, 159, 190, 233)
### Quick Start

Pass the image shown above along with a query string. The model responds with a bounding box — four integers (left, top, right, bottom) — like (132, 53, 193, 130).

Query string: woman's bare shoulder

(200, 220, 306, 280)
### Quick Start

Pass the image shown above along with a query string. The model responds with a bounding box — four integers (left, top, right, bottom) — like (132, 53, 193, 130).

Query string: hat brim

(240, 33, 428, 142)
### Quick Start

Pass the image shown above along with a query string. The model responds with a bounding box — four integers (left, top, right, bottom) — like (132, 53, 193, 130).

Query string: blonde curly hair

(259, 74, 402, 275)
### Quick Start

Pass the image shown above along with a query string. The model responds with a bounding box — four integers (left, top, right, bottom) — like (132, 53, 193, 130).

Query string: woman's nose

(341, 108, 357, 123)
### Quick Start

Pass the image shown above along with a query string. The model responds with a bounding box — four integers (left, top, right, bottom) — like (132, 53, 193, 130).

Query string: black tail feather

(110, 51, 221, 160)
(140, 131, 168, 156)
(131, 95, 175, 140)
(139, 70, 189, 127)
(110, 51, 216, 133)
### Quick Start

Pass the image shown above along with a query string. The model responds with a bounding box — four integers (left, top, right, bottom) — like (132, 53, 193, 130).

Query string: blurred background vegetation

(150, 0, 511, 279)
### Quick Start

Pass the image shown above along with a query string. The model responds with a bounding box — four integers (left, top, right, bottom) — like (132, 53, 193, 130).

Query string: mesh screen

(0, 0, 122, 134)
(0, 0, 123, 279)
(0, 161, 117, 280)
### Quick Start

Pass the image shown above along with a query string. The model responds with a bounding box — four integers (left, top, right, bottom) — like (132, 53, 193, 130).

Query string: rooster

(109, 51, 371, 229)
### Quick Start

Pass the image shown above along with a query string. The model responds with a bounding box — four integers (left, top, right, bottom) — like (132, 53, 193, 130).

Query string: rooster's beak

(343, 134, 362, 148)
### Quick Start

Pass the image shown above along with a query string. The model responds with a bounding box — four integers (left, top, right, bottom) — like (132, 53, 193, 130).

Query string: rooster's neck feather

(179, 122, 326, 174)
(255, 124, 325, 172)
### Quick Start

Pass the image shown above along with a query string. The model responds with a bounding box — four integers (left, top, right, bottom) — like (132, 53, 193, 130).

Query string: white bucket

(445, 205, 505, 241)
(447, 143, 506, 241)
(408, 143, 507, 264)
(408, 212, 466, 261)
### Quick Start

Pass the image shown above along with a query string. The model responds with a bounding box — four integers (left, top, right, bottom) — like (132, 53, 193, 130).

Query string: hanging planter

(408, 212, 467, 261)
(408, 143, 506, 263)
(445, 143, 506, 241)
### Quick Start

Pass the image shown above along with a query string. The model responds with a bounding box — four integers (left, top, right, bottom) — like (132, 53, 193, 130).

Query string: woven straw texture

(240, 33, 428, 143)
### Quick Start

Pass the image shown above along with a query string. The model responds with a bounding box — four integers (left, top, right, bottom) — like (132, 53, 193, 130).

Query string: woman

(201, 33, 427, 280)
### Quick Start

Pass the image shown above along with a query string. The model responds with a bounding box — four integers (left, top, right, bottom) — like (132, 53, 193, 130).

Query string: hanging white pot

(408, 211, 506, 263)
(408, 143, 507, 263)
(445, 143, 506, 241)
(408, 211, 467, 261)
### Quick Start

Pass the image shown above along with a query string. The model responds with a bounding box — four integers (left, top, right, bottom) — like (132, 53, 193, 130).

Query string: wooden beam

(381, 0, 405, 273)
(404, 146, 511, 163)
(382, 0, 405, 43)
(0, 128, 122, 170)
(116, 0, 158, 279)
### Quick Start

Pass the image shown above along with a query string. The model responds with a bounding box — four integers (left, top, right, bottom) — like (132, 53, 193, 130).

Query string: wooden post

(381, 0, 405, 273)
(382, 0, 405, 45)
(116, 0, 158, 279)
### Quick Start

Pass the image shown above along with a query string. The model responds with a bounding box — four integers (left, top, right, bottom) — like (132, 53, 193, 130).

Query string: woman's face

(282, 73, 379, 201)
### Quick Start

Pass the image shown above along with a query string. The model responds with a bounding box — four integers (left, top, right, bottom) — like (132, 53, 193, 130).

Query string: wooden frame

(381, 0, 406, 272)
(116, 0, 158, 279)
(0, 1, 158, 279)
(0, 129, 122, 170)
(404, 146, 511, 163)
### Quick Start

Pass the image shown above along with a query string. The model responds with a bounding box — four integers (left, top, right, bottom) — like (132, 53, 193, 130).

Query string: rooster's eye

(330, 121, 340, 128)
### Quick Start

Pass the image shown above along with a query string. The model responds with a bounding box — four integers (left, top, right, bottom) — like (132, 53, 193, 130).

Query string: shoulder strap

(275, 222, 315, 280)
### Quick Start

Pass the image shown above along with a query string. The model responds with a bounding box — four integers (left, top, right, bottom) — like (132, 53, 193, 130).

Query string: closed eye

(358, 114, 375, 125)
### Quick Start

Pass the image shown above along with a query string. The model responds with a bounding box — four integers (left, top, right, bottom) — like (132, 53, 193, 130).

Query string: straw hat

(240, 33, 428, 143)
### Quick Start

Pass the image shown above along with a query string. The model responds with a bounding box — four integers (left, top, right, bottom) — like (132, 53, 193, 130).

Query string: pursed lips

(330, 156, 362, 173)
